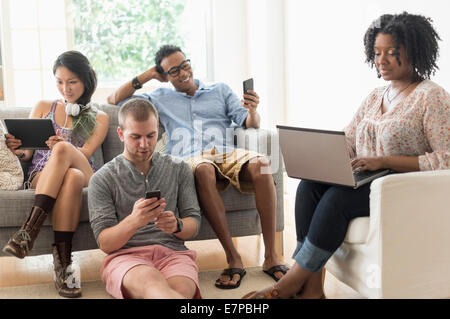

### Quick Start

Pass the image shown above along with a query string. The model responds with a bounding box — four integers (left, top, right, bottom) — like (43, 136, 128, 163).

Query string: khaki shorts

(186, 147, 263, 194)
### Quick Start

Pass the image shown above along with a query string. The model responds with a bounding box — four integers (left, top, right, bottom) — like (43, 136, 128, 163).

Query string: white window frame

(0, 0, 14, 107)
(0, 0, 72, 107)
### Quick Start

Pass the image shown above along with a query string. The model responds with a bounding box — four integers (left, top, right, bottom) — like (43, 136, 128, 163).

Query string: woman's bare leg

(243, 262, 313, 299)
(51, 168, 85, 231)
(296, 268, 326, 299)
(30, 142, 93, 230)
(3, 142, 93, 259)
(34, 142, 93, 197)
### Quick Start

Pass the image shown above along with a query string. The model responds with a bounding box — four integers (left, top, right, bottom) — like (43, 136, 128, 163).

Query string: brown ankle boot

(2, 206, 48, 259)
(52, 242, 82, 298)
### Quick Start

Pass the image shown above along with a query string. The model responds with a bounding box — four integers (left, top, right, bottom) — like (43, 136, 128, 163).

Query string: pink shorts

(101, 244, 202, 299)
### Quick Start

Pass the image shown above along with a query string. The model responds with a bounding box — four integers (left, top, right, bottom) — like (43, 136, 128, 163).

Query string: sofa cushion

(96, 104, 123, 163)
(221, 186, 256, 211)
(91, 147, 104, 171)
(0, 107, 30, 118)
(0, 188, 91, 227)
(0, 189, 40, 227)
(0, 185, 258, 228)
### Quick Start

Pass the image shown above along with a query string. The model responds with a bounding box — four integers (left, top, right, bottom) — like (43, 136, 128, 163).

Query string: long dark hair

(53, 50, 97, 105)
(53, 51, 98, 141)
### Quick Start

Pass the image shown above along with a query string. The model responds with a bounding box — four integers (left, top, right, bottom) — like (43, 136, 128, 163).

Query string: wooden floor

(0, 175, 363, 298)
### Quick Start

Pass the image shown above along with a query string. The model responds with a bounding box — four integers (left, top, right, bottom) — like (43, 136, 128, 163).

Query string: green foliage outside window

(72, 0, 186, 81)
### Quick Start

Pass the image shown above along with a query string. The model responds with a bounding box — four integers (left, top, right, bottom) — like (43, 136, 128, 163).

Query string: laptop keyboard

(353, 169, 386, 182)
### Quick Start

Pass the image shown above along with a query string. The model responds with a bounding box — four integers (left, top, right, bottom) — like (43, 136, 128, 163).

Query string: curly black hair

(364, 12, 441, 80)
(154, 45, 184, 74)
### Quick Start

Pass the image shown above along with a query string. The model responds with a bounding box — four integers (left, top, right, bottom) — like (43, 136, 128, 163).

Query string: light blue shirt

(119, 80, 249, 158)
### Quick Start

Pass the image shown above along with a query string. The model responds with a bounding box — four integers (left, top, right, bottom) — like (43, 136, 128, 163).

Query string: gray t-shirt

(88, 151, 201, 252)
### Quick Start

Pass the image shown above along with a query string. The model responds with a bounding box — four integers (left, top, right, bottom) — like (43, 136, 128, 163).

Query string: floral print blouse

(344, 80, 449, 171)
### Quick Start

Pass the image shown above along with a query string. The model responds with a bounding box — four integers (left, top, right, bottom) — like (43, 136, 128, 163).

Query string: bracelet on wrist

(17, 151, 25, 159)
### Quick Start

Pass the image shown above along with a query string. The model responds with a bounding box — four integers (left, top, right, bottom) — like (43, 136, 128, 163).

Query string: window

(1, 0, 212, 106)
(71, 0, 210, 83)
(0, 0, 68, 107)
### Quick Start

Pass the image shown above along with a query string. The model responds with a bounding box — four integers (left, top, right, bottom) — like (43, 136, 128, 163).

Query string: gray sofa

(0, 104, 284, 256)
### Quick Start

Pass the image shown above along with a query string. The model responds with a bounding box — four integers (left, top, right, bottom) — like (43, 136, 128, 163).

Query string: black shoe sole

(54, 282, 82, 298)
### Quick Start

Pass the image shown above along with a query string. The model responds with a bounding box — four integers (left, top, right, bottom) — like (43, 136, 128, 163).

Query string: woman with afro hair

(244, 12, 449, 299)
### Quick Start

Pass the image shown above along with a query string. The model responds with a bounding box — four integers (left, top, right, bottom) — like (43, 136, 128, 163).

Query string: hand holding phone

(131, 190, 165, 227)
(242, 78, 259, 114)
(142, 190, 163, 224)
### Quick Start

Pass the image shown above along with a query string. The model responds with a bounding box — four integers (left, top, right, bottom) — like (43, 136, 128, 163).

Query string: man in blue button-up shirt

(108, 45, 288, 289)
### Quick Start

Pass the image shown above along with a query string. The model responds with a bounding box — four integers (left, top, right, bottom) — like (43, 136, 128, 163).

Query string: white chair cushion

(344, 216, 370, 244)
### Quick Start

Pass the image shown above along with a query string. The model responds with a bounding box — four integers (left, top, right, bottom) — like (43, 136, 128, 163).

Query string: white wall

(211, 0, 286, 130)
(285, 0, 450, 130)
(211, 0, 248, 90)
(246, 0, 286, 130)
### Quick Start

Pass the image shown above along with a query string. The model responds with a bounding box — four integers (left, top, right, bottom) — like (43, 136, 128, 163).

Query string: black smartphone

(243, 78, 254, 106)
(243, 78, 254, 97)
(145, 190, 161, 200)
(145, 190, 161, 222)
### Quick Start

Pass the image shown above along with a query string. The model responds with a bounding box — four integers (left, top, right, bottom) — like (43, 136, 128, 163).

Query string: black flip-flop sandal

(263, 264, 289, 282)
(215, 268, 247, 289)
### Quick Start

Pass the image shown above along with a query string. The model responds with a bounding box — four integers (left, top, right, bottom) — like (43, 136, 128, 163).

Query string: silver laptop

(276, 125, 390, 188)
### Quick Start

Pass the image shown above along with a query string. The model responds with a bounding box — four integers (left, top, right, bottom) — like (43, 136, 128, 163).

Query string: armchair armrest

(233, 127, 284, 233)
(368, 170, 450, 297)
(234, 127, 282, 175)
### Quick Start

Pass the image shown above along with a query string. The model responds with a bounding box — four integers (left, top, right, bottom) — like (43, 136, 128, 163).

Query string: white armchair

(326, 169, 450, 298)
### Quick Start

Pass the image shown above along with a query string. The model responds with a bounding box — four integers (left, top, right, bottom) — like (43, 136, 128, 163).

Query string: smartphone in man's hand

(145, 190, 161, 205)
(145, 190, 162, 221)
(243, 78, 254, 106)
(243, 78, 254, 96)
(146, 190, 161, 207)
(145, 190, 161, 200)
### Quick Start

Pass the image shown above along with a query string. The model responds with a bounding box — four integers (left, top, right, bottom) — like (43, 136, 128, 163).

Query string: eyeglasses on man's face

(164, 59, 191, 77)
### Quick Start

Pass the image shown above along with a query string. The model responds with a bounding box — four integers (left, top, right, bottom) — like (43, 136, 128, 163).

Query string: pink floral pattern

(345, 80, 449, 171)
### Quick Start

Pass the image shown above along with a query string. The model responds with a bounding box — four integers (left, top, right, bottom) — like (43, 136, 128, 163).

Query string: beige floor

(0, 175, 363, 298)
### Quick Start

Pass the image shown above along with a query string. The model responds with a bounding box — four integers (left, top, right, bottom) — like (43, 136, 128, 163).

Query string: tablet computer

(2, 118, 56, 150)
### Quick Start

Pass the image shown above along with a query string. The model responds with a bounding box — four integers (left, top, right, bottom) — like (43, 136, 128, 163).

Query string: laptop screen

(276, 125, 356, 187)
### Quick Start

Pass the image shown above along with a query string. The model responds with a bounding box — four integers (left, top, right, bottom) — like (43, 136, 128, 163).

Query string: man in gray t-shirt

(88, 98, 202, 299)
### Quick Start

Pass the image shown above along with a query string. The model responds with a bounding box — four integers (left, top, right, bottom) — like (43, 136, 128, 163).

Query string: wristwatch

(131, 76, 142, 90)
(173, 217, 184, 234)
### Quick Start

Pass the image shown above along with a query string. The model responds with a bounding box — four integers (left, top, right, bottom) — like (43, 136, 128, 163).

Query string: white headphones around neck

(65, 102, 90, 117)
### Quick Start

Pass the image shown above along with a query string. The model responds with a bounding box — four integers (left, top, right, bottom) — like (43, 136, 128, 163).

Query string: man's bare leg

(194, 163, 244, 287)
(240, 157, 285, 280)
(167, 276, 197, 298)
(122, 265, 188, 299)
